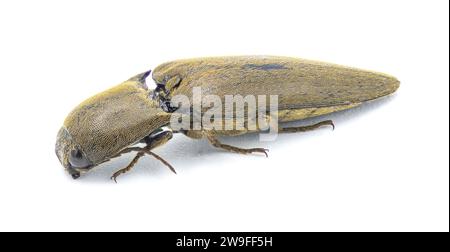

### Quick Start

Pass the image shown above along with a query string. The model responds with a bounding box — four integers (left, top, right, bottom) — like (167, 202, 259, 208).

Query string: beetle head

(56, 127, 93, 179)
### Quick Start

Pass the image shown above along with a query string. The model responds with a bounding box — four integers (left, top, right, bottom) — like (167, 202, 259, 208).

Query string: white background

(0, 0, 448, 232)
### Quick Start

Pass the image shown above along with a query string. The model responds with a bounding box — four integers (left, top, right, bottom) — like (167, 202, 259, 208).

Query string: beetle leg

(110, 129, 176, 182)
(278, 120, 335, 133)
(205, 132, 268, 157)
(263, 114, 334, 133)
(111, 151, 145, 183)
(110, 148, 176, 183)
(141, 149, 177, 174)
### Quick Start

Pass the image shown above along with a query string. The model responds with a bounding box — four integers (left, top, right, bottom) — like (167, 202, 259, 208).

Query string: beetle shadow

(80, 94, 398, 183)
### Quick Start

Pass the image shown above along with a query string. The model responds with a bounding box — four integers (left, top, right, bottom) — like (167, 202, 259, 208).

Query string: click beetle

(55, 56, 399, 181)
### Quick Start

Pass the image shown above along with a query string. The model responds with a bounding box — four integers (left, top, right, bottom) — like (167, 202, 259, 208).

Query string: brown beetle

(56, 56, 399, 181)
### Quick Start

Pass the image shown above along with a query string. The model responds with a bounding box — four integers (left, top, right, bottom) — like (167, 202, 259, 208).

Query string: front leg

(111, 129, 176, 182)
(111, 150, 146, 183)
(111, 148, 176, 183)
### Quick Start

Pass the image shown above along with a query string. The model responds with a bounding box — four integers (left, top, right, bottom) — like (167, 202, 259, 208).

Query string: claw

(111, 171, 122, 183)
(111, 175, 118, 183)
(263, 148, 269, 158)
(327, 120, 335, 130)
(249, 148, 269, 157)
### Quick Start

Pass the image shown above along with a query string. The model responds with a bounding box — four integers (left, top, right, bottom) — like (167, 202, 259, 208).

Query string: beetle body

(56, 56, 399, 180)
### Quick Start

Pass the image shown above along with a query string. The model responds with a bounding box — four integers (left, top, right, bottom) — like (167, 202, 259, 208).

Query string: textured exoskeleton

(56, 56, 400, 181)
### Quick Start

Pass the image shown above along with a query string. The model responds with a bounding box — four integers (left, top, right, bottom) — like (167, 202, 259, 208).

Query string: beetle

(55, 56, 400, 181)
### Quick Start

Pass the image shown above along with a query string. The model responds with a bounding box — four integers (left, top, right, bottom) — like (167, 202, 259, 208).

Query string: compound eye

(69, 149, 90, 168)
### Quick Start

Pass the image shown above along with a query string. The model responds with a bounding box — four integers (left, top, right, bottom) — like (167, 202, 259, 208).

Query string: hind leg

(180, 129, 268, 157)
(278, 120, 335, 133)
